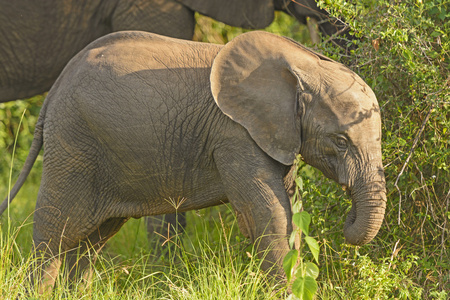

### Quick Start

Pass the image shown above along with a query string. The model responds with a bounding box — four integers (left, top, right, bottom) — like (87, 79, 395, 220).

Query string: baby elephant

(2, 31, 386, 291)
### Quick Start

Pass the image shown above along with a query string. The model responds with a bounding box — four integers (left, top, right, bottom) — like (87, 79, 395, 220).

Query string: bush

(309, 0, 449, 297)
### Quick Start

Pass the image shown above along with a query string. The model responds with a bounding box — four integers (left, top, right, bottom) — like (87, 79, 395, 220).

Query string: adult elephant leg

(146, 213, 187, 258)
(214, 146, 294, 279)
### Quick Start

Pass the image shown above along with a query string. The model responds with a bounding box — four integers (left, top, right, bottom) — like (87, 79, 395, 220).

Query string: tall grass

(1, 204, 284, 299)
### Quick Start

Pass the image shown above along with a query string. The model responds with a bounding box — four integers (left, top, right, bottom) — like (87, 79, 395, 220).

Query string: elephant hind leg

(31, 215, 128, 293)
(64, 217, 129, 281)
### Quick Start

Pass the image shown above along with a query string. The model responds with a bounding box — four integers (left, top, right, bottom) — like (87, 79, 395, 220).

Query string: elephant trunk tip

(344, 222, 382, 246)
(343, 195, 387, 246)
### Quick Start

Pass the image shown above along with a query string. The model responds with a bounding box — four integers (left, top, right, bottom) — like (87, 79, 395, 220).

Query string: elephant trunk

(343, 177, 387, 246)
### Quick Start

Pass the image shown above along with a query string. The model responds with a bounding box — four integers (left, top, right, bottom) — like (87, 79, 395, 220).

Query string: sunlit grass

(0, 200, 283, 299)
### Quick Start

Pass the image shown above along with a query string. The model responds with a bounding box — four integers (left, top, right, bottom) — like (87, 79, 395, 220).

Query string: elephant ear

(211, 31, 321, 165)
(177, 0, 274, 28)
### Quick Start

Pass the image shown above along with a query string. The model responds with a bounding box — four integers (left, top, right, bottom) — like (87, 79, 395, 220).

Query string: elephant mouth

(341, 184, 350, 192)
(341, 184, 351, 196)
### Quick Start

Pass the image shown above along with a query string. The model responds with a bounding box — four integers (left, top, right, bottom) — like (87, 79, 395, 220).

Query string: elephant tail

(0, 118, 44, 216)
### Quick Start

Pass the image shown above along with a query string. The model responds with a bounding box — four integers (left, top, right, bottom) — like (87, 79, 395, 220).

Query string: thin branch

(321, 26, 351, 45)
(441, 188, 450, 263)
(395, 104, 434, 225)
(388, 239, 401, 270)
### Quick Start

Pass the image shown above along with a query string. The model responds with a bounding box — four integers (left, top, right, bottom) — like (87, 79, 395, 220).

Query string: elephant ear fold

(211, 31, 303, 165)
(178, 0, 274, 28)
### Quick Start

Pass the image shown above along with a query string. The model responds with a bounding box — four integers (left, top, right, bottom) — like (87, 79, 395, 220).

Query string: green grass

(1, 192, 284, 299)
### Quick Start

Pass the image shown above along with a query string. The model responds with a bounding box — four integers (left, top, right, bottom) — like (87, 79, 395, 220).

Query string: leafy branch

(284, 157, 320, 300)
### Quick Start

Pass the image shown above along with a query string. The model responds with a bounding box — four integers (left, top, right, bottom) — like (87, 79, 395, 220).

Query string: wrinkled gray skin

(1, 31, 386, 292)
(0, 0, 351, 252)
(0, 0, 349, 103)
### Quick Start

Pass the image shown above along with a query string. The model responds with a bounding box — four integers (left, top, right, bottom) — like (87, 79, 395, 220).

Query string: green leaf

(295, 176, 304, 191)
(305, 236, 320, 264)
(431, 31, 441, 37)
(293, 211, 311, 236)
(304, 262, 320, 279)
(289, 230, 297, 249)
(283, 249, 298, 282)
(292, 276, 318, 300)
(293, 199, 302, 213)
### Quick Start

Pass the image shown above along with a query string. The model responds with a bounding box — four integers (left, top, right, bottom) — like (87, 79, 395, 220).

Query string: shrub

(311, 0, 449, 296)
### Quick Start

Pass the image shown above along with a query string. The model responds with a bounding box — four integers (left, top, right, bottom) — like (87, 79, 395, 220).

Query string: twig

(395, 104, 434, 225)
(321, 26, 351, 45)
(388, 239, 401, 270)
(414, 162, 437, 221)
(420, 201, 429, 257)
(441, 188, 450, 263)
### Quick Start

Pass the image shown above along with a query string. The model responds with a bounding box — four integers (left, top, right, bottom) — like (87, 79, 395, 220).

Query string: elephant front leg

(215, 151, 294, 280)
(236, 197, 293, 279)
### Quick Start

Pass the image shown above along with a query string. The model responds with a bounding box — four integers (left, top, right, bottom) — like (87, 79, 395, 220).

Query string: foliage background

(0, 0, 449, 298)
(318, 0, 449, 298)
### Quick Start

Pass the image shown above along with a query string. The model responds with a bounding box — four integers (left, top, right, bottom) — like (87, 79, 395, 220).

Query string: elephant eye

(335, 136, 348, 149)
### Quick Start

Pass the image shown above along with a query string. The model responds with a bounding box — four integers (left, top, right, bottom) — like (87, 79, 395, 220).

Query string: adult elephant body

(1, 31, 386, 291)
(0, 0, 194, 102)
(0, 0, 348, 103)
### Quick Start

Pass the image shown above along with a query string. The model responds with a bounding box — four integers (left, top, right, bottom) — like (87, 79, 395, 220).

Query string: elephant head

(280, 0, 352, 46)
(211, 31, 386, 245)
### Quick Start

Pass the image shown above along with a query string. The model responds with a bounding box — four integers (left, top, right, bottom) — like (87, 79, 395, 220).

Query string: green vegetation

(284, 161, 321, 300)
(1, 205, 283, 299)
(1, 1, 449, 298)
(317, 0, 449, 298)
